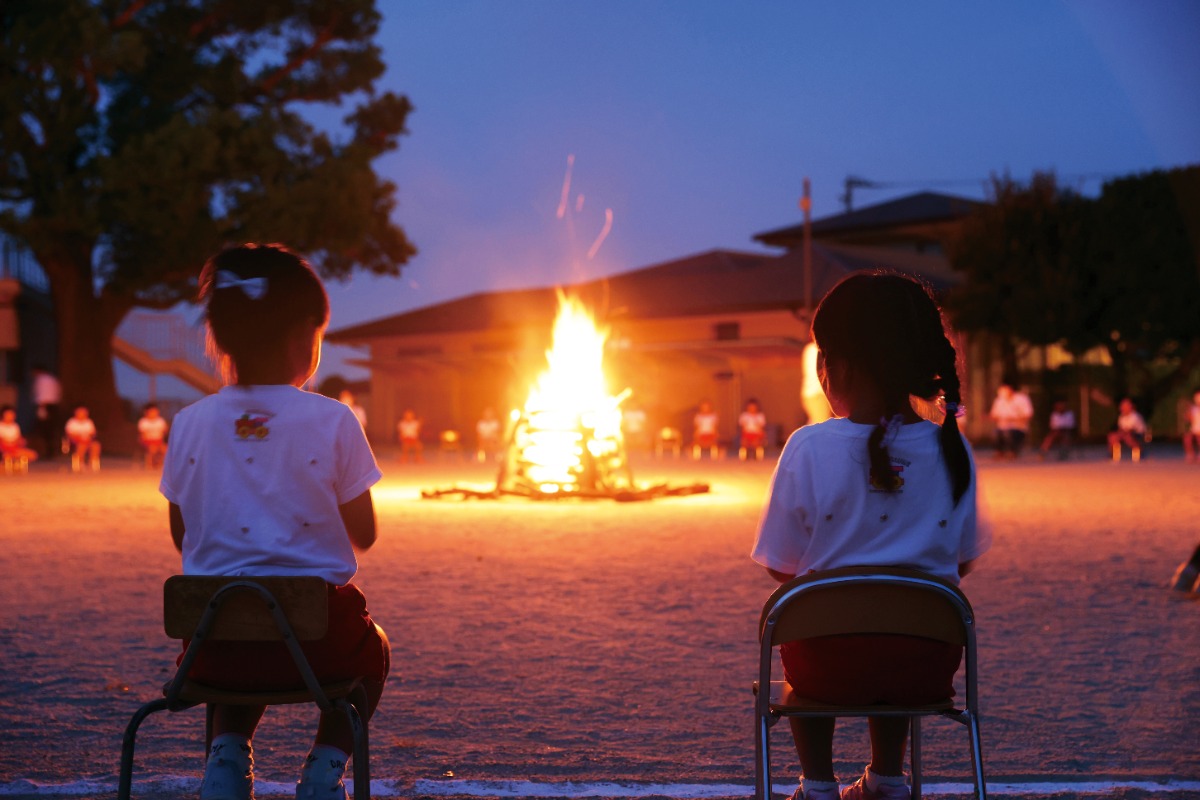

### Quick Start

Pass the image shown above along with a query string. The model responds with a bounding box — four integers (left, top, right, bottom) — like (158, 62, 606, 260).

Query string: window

(714, 322, 740, 341)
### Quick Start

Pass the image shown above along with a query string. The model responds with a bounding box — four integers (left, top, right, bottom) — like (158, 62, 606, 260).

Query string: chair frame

(118, 576, 372, 800)
(753, 566, 986, 800)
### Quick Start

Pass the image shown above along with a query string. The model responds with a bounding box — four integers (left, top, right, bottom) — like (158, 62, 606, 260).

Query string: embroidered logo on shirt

(235, 411, 272, 440)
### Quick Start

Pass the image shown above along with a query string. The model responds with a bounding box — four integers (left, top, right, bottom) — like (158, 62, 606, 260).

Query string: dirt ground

(0, 445, 1197, 799)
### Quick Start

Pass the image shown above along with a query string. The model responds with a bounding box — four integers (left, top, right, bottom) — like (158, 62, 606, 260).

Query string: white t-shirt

(752, 418, 991, 586)
(739, 411, 766, 435)
(1049, 410, 1076, 431)
(138, 416, 169, 442)
(1190, 404, 1200, 435)
(33, 373, 62, 405)
(0, 420, 20, 445)
(694, 411, 719, 436)
(65, 417, 97, 442)
(990, 392, 1033, 431)
(1116, 410, 1146, 434)
(160, 385, 382, 585)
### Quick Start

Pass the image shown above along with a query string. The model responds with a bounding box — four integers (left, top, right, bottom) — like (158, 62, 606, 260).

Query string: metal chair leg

(118, 698, 169, 800)
(909, 716, 922, 800)
(338, 685, 372, 800)
(967, 712, 987, 800)
(754, 712, 773, 800)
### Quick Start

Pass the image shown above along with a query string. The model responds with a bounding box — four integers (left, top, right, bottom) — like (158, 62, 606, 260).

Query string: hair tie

(878, 414, 904, 448)
(943, 400, 966, 419)
(215, 270, 268, 300)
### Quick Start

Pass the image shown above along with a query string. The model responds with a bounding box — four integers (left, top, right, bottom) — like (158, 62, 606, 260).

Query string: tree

(1082, 166, 1200, 405)
(0, 0, 415, 444)
(944, 172, 1093, 379)
(946, 167, 1200, 411)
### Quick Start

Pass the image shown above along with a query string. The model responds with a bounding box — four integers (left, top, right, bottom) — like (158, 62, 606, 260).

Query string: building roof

(753, 191, 983, 247)
(327, 244, 958, 344)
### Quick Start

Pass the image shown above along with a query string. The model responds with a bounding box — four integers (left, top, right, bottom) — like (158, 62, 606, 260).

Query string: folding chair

(753, 566, 986, 800)
(118, 576, 372, 800)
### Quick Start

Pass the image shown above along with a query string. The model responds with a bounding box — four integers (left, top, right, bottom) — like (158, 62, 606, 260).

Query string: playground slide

(111, 336, 221, 395)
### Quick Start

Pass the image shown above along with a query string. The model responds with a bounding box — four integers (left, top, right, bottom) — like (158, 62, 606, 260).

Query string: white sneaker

(295, 747, 350, 800)
(199, 737, 254, 800)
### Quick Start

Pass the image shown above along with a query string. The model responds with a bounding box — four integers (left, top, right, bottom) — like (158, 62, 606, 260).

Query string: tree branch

(260, 15, 341, 95)
(112, 1, 150, 29)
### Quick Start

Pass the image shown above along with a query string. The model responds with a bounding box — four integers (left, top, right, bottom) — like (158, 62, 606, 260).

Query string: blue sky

(131, 1, 1200, 390)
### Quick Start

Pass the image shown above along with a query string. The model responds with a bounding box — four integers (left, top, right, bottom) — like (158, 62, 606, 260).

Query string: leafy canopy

(0, 0, 415, 308)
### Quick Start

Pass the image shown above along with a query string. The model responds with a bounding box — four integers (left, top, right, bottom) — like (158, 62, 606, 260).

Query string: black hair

(0, 405, 13, 415)
(198, 244, 329, 384)
(811, 271, 972, 504)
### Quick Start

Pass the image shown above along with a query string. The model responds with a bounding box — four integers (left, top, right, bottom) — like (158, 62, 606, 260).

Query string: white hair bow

(215, 270, 268, 300)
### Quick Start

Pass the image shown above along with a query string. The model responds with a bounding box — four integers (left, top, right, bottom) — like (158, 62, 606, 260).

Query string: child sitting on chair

(751, 273, 991, 800)
(137, 402, 169, 469)
(64, 405, 102, 472)
(160, 244, 388, 800)
(0, 405, 38, 468)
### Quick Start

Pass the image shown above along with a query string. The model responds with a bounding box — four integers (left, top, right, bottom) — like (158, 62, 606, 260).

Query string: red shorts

(741, 432, 765, 447)
(179, 583, 390, 691)
(695, 433, 718, 447)
(780, 634, 961, 705)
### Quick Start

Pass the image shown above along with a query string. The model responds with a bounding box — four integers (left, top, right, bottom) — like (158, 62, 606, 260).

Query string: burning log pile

(422, 293, 708, 502)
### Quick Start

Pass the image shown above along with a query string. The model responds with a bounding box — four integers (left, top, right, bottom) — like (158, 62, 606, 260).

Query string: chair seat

(167, 677, 364, 707)
(765, 679, 956, 715)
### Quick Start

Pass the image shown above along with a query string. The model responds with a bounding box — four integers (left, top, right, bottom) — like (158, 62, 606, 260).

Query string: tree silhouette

(1, 0, 415, 442)
(946, 167, 1200, 412)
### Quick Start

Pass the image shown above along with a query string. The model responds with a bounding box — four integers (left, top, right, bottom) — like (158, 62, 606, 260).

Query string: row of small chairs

(119, 567, 986, 800)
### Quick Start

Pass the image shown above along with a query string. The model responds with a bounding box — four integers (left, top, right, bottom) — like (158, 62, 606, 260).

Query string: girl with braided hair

(752, 272, 991, 800)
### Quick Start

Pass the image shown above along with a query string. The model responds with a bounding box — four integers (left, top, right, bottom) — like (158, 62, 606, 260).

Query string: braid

(868, 422, 902, 492)
(937, 335, 972, 504)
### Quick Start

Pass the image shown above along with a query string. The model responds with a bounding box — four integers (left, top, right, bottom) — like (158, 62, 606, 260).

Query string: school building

(327, 192, 994, 448)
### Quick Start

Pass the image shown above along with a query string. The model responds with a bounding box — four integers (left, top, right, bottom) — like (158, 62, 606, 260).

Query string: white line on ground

(5, 778, 1200, 797)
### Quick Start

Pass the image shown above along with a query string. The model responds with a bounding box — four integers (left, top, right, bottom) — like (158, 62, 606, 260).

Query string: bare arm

(339, 490, 377, 551)
(169, 502, 185, 553)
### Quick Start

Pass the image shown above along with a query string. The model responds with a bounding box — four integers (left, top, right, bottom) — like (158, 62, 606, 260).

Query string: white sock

(864, 767, 907, 792)
(799, 777, 839, 796)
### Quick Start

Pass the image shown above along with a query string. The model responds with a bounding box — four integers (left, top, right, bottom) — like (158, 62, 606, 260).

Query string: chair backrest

(760, 566, 972, 648)
(163, 575, 329, 642)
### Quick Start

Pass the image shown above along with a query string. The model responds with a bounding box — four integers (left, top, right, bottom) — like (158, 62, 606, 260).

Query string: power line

(840, 171, 1124, 212)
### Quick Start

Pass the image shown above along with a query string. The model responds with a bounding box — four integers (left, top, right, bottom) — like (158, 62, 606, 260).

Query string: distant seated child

(397, 408, 423, 463)
(137, 403, 169, 469)
(1039, 399, 1075, 460)
(0, 405, 38, 469)
(64, 405, 101, 472)
(738, 398, 767, 461)
(693, 399, 720, 459)
(1108, 398, 1148, 462)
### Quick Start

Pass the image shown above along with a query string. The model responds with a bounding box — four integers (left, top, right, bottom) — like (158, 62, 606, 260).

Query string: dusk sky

(208, 3, 1200, 381)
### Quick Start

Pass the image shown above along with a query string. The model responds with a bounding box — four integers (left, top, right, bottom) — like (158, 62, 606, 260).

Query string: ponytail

(936, 339, 972, 504)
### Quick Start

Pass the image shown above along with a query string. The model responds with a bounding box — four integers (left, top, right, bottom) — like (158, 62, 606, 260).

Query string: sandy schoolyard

(0, 449, 1197, 799)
